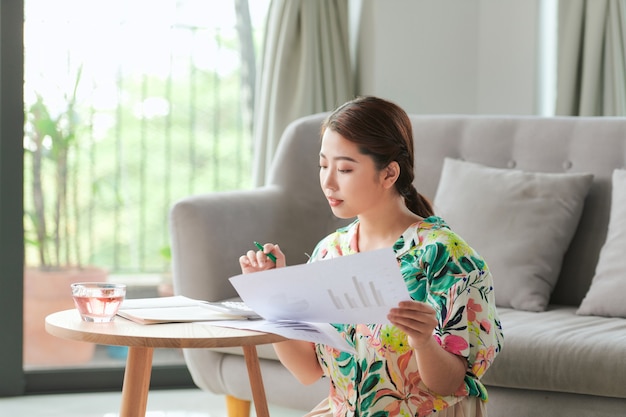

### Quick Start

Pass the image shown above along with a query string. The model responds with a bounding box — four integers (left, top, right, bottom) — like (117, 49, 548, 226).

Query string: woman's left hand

(387, 300, 438, 350)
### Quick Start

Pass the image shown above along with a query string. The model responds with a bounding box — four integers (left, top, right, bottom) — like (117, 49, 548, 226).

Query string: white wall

(353, 0, 544, 115)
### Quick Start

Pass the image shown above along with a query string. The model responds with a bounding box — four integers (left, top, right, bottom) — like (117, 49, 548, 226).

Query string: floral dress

(308, 216, 504, 417)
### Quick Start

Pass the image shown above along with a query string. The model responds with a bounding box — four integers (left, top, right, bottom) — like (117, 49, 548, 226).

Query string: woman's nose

(321, 170, 337, 191)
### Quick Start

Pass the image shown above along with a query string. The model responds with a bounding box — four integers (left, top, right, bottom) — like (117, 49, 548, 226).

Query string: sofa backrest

(269, 113, 626, 307)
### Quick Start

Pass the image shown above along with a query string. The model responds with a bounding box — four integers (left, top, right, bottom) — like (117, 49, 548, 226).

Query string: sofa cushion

(482, 306, 626, 399)
(433, 158, 593, 312)
(577, 169, 626, 318)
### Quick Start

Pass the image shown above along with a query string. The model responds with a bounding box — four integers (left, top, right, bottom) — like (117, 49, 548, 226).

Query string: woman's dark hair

(321, 96, 434, 218)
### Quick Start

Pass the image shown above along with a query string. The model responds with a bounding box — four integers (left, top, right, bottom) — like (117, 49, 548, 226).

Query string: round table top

(45, 309, 286, 349)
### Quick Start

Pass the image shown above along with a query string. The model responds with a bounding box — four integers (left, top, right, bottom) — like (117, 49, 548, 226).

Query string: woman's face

(319, 129, 391, 219)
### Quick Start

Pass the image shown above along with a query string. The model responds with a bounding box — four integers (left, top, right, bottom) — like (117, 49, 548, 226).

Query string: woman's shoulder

(420, 215, 450, 230)
(402, 215, 455, 242)
(401, 215, 479, 258)
(418, 215, 463, 239)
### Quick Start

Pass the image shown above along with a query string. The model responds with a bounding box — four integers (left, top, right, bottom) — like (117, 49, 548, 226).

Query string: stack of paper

(207, 247, 410, 353)
(229, 247, 409, 324)
(116, 248, 409, 353)
(117, 295, 246, 324)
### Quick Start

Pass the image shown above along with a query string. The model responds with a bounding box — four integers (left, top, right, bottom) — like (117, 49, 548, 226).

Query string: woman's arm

(272, 340, 324, 385)
(412, 335, 466, 395)
(388, 301, 466, 395)
(239, 243, 324, 385)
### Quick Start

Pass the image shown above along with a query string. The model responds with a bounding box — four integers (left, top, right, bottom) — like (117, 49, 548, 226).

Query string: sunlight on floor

(0, 388, 303, 417)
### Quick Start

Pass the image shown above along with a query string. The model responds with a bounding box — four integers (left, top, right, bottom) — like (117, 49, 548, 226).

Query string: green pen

(254, 241, 277, 263)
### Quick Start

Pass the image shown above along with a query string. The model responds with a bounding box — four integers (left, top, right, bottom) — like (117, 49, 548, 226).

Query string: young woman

(239, 96, 503, 417)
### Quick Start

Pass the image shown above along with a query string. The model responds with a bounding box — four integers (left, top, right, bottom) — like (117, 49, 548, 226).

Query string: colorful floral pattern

(309, 216, 503, 417)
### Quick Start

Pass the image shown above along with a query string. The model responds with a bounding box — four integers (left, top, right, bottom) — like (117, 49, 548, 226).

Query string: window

(17, 0, 269, 390)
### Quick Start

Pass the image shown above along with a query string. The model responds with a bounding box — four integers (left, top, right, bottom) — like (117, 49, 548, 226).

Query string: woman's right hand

(239, 243, 286, 274)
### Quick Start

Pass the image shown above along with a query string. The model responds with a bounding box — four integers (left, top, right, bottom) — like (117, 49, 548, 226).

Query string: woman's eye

(338, 169, 352, 173)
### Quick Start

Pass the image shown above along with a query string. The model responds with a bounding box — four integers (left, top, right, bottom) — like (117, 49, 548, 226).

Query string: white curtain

(556, 0, 626, 116)
(252, 0, 353, 186)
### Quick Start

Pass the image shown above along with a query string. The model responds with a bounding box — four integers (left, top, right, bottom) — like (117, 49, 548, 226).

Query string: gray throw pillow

(433, 158, 593, 312)
(577, 169, 626, 317)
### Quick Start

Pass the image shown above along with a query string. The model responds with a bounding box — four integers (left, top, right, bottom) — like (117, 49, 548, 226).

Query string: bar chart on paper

(229, 248, 411, 324)
(327, 276, 388, 310)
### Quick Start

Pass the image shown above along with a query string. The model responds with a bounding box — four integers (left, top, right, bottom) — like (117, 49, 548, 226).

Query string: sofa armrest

(169, 186, 288, 302)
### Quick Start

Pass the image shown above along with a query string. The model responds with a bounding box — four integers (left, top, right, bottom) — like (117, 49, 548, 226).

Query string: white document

(229, 247, 411, 325)
(206, 319, 357, 354)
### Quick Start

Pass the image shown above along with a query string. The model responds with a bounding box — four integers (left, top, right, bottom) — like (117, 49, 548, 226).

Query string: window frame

(0, 0, 26, 397)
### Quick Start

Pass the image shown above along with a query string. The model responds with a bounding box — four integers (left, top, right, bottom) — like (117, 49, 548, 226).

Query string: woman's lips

(327, 197, 343, 207)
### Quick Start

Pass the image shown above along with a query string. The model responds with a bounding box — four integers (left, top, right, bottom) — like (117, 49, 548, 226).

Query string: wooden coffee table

(45, 309, 286, 417)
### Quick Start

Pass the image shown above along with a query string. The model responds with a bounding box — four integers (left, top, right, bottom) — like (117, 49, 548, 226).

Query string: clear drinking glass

(71, 282, 126, 322)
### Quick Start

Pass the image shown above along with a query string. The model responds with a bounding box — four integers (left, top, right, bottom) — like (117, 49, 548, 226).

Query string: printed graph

(327, 275, 386, 309)
(272, 321, 321, 333)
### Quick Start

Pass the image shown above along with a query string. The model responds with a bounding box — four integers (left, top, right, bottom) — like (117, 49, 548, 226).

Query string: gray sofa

(169, 113, 626, 417)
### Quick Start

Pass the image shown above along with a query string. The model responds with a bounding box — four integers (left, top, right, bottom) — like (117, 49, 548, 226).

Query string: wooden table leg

(120, 346, 154, 417)
(242, 345, 270, 417)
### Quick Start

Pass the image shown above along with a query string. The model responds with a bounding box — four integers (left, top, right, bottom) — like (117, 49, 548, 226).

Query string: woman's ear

(382, 161, 400, 188)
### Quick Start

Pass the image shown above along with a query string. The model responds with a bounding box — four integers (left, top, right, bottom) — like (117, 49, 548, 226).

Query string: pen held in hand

(254, 241, 277, 263)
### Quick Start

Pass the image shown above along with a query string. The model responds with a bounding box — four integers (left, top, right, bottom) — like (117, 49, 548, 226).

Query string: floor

(0, 388, 303, 417)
